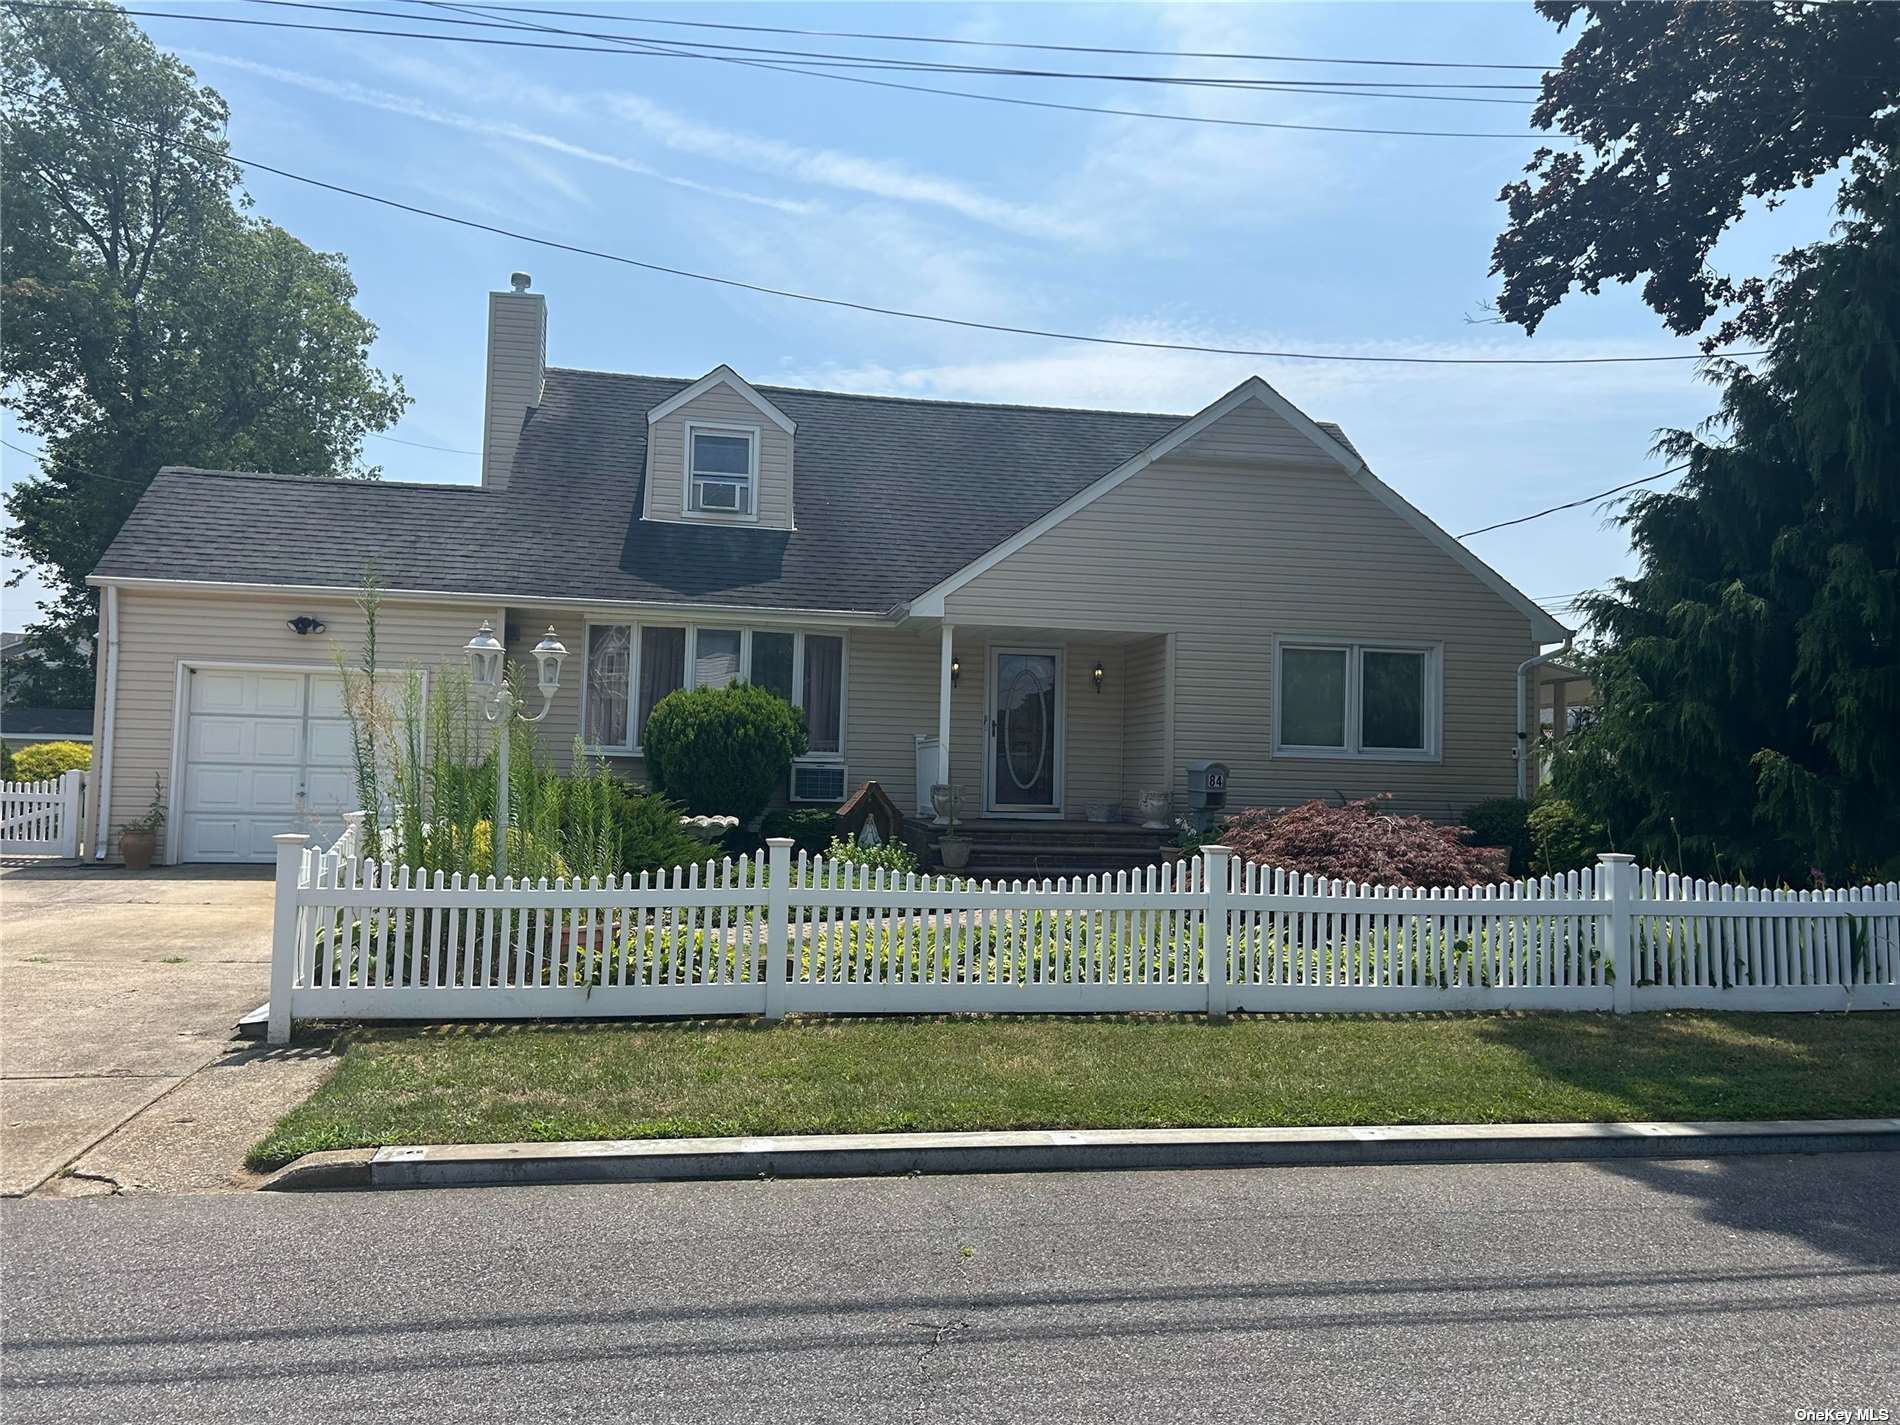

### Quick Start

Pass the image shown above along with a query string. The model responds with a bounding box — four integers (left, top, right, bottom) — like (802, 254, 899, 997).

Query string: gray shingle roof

(92, 370, 1345, 614)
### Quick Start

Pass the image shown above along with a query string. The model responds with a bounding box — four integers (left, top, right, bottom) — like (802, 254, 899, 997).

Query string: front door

(986, 648, 1062, 814)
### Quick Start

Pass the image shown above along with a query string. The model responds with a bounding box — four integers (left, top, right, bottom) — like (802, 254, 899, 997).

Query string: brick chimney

(481, 272, 546, 489)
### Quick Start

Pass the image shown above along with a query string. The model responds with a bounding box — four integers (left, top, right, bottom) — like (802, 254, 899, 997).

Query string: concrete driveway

(0, 865, 334, 1197)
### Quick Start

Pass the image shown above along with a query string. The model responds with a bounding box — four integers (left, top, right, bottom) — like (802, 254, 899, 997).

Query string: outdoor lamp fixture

(950, 655, 961, 688)
(462, 620, 567, 877)
(286, 615, 326, 637)
(1092, 660, 1106, 695)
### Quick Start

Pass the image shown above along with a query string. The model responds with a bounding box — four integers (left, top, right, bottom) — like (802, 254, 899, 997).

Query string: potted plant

(930, 783, 972, 871)
(119, 775, 166, 871)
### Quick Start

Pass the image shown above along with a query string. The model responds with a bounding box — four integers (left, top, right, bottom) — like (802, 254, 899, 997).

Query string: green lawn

(248, 1011, 1900, 1171)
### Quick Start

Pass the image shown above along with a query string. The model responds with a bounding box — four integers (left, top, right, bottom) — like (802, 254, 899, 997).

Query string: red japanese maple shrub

(1214, 795, 1502, 888)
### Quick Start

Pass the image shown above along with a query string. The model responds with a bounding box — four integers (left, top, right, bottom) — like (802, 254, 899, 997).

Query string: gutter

(1516, 638, 1573, 800)
(92, 583, 120, 861)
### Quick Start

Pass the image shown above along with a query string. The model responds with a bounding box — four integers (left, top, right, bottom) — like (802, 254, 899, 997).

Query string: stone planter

(120, 830, 157, 871)
(937, 836, 972, 871)
(1136, 789, 1170, 830)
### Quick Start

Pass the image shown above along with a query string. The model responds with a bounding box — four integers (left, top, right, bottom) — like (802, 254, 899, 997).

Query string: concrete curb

(257, 1119, 1900, 1191)
(257, 1148, 374, 1191)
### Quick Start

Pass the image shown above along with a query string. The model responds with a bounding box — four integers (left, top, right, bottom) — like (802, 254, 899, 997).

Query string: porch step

(904, 817, 1174, 878)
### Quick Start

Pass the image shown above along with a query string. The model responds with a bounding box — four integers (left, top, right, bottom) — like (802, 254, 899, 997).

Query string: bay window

(579, 621, 847, 766)
(1274, 639, 1439, 760)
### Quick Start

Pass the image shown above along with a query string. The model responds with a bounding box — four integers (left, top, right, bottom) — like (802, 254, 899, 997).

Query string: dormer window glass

(687, 425, 756, 516)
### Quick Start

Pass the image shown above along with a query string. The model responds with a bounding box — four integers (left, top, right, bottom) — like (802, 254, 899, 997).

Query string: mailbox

(1186, 760, 1229, 828)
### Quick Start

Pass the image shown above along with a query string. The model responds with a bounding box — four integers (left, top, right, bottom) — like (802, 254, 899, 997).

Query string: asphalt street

(3, 1154, 1896, 1423)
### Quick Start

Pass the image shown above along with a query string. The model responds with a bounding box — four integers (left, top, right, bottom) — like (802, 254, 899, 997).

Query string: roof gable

(645, 365, 796, 434)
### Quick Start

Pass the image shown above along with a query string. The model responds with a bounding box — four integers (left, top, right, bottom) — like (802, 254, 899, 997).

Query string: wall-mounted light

(950, 656, 961, 688)
(286, 616, 327, 637)
(1092, 660, 1106, 695)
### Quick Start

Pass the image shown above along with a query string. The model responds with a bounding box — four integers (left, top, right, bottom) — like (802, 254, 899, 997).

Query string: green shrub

(762, 805, 840, 855)
(642, 683, 809, 823)
(601, 782, 707, 879)
(1528, 798, 1601, 875)
(1461, 797, 1533, 876)
(822, 834, 918, 877)
(10, 740, 91, 781)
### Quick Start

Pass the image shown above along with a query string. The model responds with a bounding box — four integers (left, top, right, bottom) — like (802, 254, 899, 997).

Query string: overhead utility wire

(1, 1, 1561, 139)
(429, 3, 1556, 71)
(40, 106, 1753, 368)
(1457, 464, 1691, 538)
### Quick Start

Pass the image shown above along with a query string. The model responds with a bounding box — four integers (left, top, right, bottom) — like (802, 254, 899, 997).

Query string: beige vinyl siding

(644, 384, 794, 530)
(504, 607, 599, 776)
(1173, 400, 1336, 468)
(842, 626, 936, 808)
(1121, 636, 1169, 809)
(482, 290, 544, 489)
(943, 403, 1537, 819)
(102, 588, 475, 861)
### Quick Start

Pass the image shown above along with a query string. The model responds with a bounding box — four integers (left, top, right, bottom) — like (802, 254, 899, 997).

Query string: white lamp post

(464, 620, 567, 878)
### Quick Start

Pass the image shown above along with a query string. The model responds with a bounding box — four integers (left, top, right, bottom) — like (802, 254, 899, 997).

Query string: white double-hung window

(1273, 638, 1440, 760)
(685, 424, 757, 517)
(581, 622, 847, 777)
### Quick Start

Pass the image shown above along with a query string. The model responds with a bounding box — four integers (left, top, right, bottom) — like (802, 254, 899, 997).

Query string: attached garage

(175, 667, 363, 862)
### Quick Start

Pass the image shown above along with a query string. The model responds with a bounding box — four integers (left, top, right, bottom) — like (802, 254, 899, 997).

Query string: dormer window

(687, 423, 756, 517)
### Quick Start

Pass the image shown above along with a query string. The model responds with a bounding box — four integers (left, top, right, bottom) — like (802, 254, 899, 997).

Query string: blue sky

(1, 1, 1837, 634)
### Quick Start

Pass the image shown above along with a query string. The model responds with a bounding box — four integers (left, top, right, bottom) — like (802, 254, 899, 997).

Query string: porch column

(937, 623, 954, 790)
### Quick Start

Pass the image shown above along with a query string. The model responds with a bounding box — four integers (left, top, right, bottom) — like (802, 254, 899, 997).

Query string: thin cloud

(180, 50, 816, 215)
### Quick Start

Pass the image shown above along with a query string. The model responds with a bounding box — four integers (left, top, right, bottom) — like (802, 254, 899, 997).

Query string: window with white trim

(1274, 640, 1439, 760)
(686, 425, 756, 516)
(579, 621, 847, 766)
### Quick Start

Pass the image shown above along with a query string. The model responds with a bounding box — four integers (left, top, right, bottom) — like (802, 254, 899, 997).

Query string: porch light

(531, 626, 568, 697)
(286, 615, 326, 637)
(1092, 660, 1106, 695)
(950, 655, 961, 688)
(464, 620, 505, 693)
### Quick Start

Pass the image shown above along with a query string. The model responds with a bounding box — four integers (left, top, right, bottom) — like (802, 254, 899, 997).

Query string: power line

(34, 105, 1757, 368)
(1458, 464, 1691, 538)
(368, 431, 478, 455)
(2, 439, 44, 467)
(431, 3, 1556, 71)
(2, 1, 1563, 140)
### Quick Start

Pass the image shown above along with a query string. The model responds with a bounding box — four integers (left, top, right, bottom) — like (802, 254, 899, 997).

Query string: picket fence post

(1201, 844, 1234, 1018)
(58, 769, 83, 858)
(1598, 852, 1637, 1014)
(763, 836, 793, 1022)
(267, 833, 310, 1045)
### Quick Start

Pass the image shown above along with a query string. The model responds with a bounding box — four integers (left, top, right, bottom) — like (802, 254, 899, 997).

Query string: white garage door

(178, 669, 365, 862)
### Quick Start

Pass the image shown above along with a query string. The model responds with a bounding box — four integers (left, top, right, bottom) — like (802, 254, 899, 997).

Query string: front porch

(902, 621, 1178, 873)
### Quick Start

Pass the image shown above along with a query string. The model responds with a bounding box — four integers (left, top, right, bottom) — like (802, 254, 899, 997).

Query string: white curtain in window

(694, 629, 742, 688)
(584, 625, 632, 748)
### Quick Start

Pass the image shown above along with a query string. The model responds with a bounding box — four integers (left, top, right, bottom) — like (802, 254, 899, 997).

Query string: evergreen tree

(1551, 158, 1899, 882)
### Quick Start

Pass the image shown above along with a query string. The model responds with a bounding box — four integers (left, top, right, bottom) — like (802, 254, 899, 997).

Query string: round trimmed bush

(641, 683, 809, 824)
(10, 740, 91, 781)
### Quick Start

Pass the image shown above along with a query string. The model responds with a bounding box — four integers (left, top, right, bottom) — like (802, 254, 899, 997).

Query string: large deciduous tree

(2, 0, 407, 706)
(1493, 0, 1900, 347)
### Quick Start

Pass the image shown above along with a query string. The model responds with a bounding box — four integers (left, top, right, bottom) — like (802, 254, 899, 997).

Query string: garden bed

(249, 1010, 1900, 1171)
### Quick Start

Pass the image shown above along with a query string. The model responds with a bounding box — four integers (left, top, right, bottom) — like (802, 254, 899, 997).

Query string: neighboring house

(2, 705, 94, 749)
(83, 276, 1567, 864)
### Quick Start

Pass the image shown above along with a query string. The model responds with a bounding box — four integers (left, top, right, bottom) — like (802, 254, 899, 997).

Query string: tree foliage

(1493, 1, 1900, 345)
(1550, 158, 1900, 883)
(2, 0, 407, 703)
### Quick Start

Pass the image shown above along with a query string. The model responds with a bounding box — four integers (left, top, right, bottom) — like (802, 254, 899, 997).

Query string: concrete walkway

(0, 864, 334, 1196)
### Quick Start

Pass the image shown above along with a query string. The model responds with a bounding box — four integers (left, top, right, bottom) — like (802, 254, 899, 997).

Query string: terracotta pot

(938, 837, 972, 871)
(120, 830, 157, 871)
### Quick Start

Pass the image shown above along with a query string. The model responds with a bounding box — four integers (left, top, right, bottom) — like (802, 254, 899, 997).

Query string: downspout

(1515, 638, 1573, 801)
(92, 584, 121, 860)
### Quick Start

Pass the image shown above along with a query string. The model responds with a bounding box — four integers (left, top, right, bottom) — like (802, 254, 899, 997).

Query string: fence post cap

(1199, 843, 1234, 857)
(1595, 852, 1637, 864)
(272, 832, 311, 845)
(765, 836, 795, 849)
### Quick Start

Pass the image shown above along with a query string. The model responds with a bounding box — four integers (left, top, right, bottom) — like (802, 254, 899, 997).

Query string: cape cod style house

(82, 276, 1567, 869)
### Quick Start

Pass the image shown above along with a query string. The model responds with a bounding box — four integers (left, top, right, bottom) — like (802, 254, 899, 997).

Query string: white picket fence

(264, 834, 1900, 1041)
(0, 770, 85, 857)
